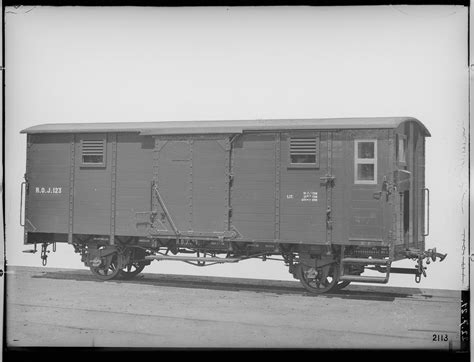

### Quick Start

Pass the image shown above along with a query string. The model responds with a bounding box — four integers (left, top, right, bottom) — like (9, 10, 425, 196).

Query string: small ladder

(339, 247, 392, 284)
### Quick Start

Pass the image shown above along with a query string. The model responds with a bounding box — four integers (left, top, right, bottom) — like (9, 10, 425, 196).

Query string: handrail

(422, 188, 430, 236)
(20, 181, 26, 226)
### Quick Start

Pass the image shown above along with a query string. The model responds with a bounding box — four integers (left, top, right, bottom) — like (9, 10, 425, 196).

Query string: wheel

(120, 262, 146, 279)
(89, 250, 121, 281)
(297, 262, 340, 294)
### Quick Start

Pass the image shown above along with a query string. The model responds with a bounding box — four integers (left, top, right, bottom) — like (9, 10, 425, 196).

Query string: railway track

(14, 266, 460, 302)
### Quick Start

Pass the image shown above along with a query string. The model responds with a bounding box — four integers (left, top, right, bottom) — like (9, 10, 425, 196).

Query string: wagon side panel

(72, 133, 112, 235)
(411, 123, 426, 250)
(191, 138, 229, 234)
(231, 133, 277, 240)
(393, 122, 427, 251)
(332, 130, 392, 245)
(330, 130, 350, 245)
(155, 139, 192, 233)
(415, 128, 426, 250)
(114, 133, 155, 237)
(278, 131, 328, 244)
(24, 134, 71, 238)
(351, 130, 390, 243)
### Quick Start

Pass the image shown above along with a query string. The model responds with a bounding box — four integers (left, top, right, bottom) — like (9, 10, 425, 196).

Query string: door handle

(373, 191, 382, 200)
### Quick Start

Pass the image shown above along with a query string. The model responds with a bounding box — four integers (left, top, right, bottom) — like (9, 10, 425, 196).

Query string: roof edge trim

(19, 117, 431, 136)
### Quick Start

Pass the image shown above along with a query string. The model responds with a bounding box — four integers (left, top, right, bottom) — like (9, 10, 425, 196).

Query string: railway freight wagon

(20, 117, 446, 294)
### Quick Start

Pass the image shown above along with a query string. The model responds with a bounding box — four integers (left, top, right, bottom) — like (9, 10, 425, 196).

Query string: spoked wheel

(120, 262, 146, 280)
(89, 251, 121, 281)
(297, 262, 340, 294)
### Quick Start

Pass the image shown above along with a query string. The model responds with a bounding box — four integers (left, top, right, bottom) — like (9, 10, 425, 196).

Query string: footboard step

(339, 275, 389, 283)
(145, 255, 240, 263)
(341, 258, 390, 265)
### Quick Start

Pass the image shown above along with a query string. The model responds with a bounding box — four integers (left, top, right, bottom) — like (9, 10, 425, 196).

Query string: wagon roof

(21, 117, 431, 136)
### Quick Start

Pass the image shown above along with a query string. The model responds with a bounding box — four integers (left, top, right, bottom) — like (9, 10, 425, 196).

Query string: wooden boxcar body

(20, 117, 446, 293)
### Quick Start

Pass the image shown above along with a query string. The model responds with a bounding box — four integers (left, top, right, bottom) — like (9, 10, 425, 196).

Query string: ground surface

(5, 265, 463, 350)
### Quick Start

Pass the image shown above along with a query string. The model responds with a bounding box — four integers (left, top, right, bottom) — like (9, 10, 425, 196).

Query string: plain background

(4, 5, 469, 290)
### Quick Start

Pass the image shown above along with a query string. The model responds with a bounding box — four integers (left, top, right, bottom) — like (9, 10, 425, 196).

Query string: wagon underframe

(23, 230, 446, 294)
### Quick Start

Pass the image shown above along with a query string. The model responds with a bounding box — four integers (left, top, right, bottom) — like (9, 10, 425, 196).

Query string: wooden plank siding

(407, 123, 415, 247)
(417, 130, 426, 249)
(155, 140, 192, 233)
(190, 139, 228, 233)
(23, 119, 428, 249)
(414, 125, 425, 249)
(73, 134, 112, 235)
(26, 134, 71, 234)
(329, 131, 348, 245)
(231, 133, 277, 240)
(114, 134, 154, 237)
(332, 130, 391, 245)
(279, 132, 328, 244)
(150, 137, 230, 236)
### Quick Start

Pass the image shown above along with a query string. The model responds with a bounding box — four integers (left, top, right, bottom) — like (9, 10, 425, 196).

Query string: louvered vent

(290, 136, 318, 164)
(82, 139, 105, 165)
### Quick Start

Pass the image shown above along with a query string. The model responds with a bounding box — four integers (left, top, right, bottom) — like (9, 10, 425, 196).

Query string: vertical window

(289, 135, 319, 168)
(397, 134, 407, 165)
(81, 136, 106, 167)
(354, 140, 377, 184)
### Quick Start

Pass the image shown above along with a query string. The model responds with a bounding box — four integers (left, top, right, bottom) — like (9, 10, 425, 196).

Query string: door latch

(320, 175, 335, 187)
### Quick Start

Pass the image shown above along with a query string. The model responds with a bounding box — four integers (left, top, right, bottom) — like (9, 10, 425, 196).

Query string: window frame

(287, 132, 320, 169)
(80, 134, 107, 168)
(354, 139, 377, 185)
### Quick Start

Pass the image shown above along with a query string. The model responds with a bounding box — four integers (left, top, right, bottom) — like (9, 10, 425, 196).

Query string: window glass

(357, 164, 375, 180)
(357, 142, 375, 159)
(82, 154, 104, 164)
(290, 154, 316, 164)
(398, 137, 406, 163)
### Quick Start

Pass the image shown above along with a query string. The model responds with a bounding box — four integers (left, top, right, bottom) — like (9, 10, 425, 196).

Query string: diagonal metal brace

(153, 182, 181, 238)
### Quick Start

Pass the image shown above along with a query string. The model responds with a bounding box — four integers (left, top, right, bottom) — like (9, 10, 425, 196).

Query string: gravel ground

(5, 265, 463, 350)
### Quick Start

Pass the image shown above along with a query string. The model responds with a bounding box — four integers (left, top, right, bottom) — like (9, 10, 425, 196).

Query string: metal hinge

(326, 207, 333, 229)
